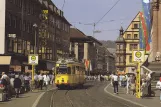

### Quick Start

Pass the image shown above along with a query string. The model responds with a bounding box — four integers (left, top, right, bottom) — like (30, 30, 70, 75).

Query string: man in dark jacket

(14, 75, 22, 98)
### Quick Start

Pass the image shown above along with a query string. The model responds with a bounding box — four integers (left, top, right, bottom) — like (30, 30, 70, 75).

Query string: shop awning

(0, 56, 11, 65)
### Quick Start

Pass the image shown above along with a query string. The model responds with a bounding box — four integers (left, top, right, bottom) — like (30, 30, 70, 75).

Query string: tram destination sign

(59, 64, 67, 68)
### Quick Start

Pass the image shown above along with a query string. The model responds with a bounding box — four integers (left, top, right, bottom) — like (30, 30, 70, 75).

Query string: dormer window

(134, 24, 138, 29)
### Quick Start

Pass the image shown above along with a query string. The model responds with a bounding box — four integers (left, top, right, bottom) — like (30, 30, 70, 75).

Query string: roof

(124, 11, 140, 33)
(116, 26, 125, 42)
(87, 36, 102, 45)
(107, 48, 116, 54)
(70, 28, 87, 38)
(116, 35, 125, 42)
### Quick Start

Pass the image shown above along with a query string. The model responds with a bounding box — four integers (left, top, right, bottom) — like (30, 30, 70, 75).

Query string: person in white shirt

(43, 73, 50, 90)
(126, 75, 131, 94)
(34, 74, 39, 89)
(112, 73, 119, 94)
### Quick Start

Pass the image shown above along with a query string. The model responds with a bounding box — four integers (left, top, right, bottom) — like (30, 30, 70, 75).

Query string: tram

(54, 58, 86, 89)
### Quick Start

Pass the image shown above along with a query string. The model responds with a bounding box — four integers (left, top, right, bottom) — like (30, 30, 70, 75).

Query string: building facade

(150, 0, 161, 61)
(70, 28, 109, 75)
(115, 12, 140, 74)
(0, 0, 70, 73)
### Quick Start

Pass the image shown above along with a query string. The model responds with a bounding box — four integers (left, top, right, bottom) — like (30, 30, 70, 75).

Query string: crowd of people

(0, 72, 54, 100)
(110, 71, 155, 97)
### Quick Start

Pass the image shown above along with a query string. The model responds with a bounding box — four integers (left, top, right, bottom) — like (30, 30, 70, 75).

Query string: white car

(156, 81, 161, 89)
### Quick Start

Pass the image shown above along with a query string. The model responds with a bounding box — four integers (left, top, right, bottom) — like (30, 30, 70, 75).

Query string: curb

(104, 83, 148, 107)
(32, 87, 57, 107)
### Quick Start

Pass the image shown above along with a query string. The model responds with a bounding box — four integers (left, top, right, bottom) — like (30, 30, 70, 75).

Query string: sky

(52, 0, 142, 41)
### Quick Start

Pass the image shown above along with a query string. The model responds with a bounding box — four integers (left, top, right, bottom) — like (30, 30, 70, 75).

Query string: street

(36, 81, 142, 107)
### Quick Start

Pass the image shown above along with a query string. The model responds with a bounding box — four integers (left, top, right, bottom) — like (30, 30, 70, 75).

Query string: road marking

(32, 92, 45, 107)
(32, 87, 57, 107)
(104, 83, 148, 107)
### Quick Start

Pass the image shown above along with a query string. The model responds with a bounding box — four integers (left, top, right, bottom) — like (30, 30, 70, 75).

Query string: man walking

(14, 75, 22, 98)
(112, 73, 119, 94)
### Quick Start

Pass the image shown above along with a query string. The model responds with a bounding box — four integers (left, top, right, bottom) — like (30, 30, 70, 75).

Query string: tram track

(50, 89, 74, 107)
(85, 89, 105, 107)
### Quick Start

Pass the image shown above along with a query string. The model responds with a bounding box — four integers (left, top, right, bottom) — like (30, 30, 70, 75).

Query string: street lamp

(33, 23, 38, 54)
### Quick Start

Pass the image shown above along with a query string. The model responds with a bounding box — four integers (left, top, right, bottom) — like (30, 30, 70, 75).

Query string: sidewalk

(0, 85, 57, 107)
(104, 83, 161, 107)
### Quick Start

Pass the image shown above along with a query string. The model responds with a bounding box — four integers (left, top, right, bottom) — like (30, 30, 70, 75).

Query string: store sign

(28, 54, 38, 65)
(132, 50, 145, 62)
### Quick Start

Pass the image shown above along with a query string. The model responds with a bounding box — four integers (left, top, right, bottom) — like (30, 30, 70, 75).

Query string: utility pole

(93, 23, 96, 37)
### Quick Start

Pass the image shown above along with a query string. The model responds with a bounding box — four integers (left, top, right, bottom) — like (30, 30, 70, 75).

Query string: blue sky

(52, 0, 142, 41)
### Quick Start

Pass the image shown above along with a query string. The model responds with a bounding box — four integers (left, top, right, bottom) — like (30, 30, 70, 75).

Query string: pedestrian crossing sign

(28, 54, 38, 65)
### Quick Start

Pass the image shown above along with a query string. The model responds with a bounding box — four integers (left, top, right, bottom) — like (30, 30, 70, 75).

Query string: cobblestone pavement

(0, 85, 56, 107)
(37, 81, 145, 107)
(106, 83, 161, 107)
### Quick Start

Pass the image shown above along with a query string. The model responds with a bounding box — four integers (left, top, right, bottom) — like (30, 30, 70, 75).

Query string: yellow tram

(54, 58, 86, 89)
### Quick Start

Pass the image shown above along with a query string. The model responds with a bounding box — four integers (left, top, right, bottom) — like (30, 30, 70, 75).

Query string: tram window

(67, 67, 71, 74)
(57, 67, 71, 74)
(72, 66, 75, 74)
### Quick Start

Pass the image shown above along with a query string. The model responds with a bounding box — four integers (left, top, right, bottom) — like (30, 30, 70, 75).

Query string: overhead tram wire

(92, 0, 121, 37)
(95, 0, 121, 26)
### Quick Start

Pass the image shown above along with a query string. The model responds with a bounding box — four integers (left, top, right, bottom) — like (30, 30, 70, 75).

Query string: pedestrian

(112, 72, 119, 94)
(43, 73, 50, 90)
(38, 73, 44, 90)
(130, 75, 136, 95)
(126, 75, 131, 94)
(34, 73, 38, 89)
(13, 75, 22, 98)
(24, 73, 30, 92)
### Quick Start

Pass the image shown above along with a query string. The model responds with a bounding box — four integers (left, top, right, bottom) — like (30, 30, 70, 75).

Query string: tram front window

(57, 67, 71, 74)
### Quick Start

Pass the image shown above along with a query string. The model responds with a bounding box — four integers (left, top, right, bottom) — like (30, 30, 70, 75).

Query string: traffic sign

(28, 54, 38, 65)
(132, 50, 145, 62)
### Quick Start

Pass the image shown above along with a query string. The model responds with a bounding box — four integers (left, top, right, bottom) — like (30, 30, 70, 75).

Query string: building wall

(150, 1, 161, 61)
(0, 0, 5, 54)
(1, 0, 70, 72)
(123, 12, 140, 73)
(84, 43, 88, 60)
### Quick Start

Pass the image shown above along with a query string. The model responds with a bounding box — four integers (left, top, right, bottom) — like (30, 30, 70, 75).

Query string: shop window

(8, 38, 13, 52)
(18, 39, 22, 53)
(46, 54, 50, 59)
(13, 39, 17, 53)
(23, 20, 26, 31)
(27, 41, 30, 50)
(30, 45, 34, 53)
(13, 16, 17, 28)
(42, 54, 46, 59)
(19, 19, 22, 30)
(39, 46, 42, 53)
(8, 13, 12, 26)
